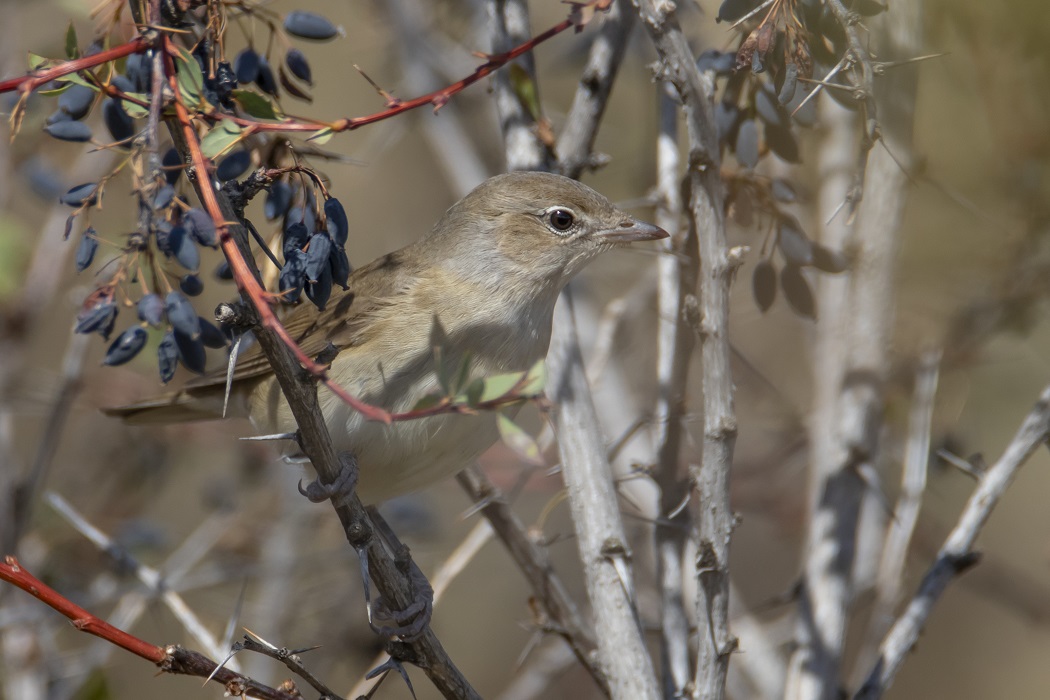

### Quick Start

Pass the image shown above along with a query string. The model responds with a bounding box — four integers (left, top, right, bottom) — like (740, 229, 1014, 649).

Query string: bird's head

(423, 171, 668, 296)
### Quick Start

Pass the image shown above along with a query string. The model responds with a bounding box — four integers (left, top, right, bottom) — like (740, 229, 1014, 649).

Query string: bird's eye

(547, 208, 575, 232)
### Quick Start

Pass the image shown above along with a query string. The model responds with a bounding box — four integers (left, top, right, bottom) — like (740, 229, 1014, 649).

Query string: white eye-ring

(545, 207, 576, 233)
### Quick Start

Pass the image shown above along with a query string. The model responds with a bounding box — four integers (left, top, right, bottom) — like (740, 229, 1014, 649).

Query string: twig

(45, 493, 230, 663)
(237, 631, 340, 699)
(788, 3, 922, 694)
(0, 557, 297, 700)
(485, 0, 652, 693)
(856, 351, 940, 676)
(854, 383, 1050, 699)
(556, 0, 636, 179)
(162, 37, 481, 700)
(651, 84, 694, 696)
(487, 0, 552, 171)
(348, 516, 496, 698)
(547, 288, 660, 699)
(823, 0, 879, 217)
(457, 467, 608, 694)
(632, 2, 737, 697)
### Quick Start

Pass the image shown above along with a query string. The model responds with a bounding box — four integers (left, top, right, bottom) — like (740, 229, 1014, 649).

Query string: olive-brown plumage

(108, 172, 667, 502)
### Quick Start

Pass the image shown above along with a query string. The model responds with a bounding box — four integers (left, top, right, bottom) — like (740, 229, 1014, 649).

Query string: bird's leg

(367, 506, 434, 641)
(295, 455, 431, 639)
(295, 453, 432, 639)
(297, 451, 359, 505)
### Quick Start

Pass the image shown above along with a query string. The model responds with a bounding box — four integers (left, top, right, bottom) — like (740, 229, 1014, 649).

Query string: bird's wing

(105, 247, 420, 423)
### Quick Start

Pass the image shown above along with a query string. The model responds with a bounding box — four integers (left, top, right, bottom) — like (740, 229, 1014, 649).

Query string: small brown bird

(109, 172, 667, 502)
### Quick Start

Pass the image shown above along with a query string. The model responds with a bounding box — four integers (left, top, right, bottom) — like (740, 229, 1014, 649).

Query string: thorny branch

(632, 1, 736, 697)
(855, 384, 1050, 699)
(165, 52, 481, 700)
(457, 467, 608, 694)
(823, 0, 879, 218)
(0, 557, 299, 700)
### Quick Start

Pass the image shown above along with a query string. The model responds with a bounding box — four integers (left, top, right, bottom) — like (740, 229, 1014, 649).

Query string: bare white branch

(547, 289, 661, 700)
(855, 383, 1050, 699)
(855, 351, 940, 677)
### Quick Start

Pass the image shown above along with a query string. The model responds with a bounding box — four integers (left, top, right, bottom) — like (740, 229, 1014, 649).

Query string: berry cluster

(34, 6, 348, 382)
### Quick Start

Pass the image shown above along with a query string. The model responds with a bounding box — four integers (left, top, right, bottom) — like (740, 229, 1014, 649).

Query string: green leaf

(519, 359, 547, 397)
(411, 393, 446, 412)
(232, 89, 280, 120)
(65, 22, 79, 60)
(199, 122, 244, 158)
(475, 371, 525, 404)
(307, 127, 334, 144)
(39, 82, 72, 97)
(174, 46, 203, 108)
(121, 93, 150, 119)
(451, 354, 472, 393)
(497, 413, 544, 466)
(508, 63, 542, 122)
(461, 377, 486, 407)
(56, 72, 95, 89)
(27, 52, 49, 71)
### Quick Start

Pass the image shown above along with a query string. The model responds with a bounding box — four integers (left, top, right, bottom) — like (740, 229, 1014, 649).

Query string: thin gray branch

(785, 96, 856, 700)
(485, 2, 655, 695)
(854, 383, 1050, 699)
(823, 0, 879, 217)
(556, 0, 636, 179)
(486, 0, 551, 171)
(548, 288, 660, 700)
(45, 492, 231, 663)
(386, 0, 490, 195)
(787, 4, 921, 696)
(457, 467, 608, 694)
(652, 85, 695, 697)
(856, 351, 940, 677)
(630, 3, 736, 698)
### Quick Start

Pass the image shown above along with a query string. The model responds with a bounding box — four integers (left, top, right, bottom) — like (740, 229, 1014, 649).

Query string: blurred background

(1, 0, 1049, 698)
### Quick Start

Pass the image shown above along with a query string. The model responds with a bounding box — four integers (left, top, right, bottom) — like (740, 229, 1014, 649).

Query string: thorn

(239, 432, 298, 442)
(223, 334, 242, 418)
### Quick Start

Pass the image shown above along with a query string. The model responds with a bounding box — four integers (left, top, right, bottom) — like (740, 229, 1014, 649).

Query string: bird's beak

(596, 219, 669, 242)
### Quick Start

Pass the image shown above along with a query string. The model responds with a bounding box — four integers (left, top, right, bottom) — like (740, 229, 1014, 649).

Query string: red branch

(0, 556, 301, 700)
(1, 555, 165, 662)
(163, 37, 396, 424)
(181, 2, 605, 136)
(0, 35, 151, 95)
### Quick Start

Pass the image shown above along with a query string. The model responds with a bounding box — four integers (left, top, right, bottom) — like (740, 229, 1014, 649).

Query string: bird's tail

(103, 390, 229, 425)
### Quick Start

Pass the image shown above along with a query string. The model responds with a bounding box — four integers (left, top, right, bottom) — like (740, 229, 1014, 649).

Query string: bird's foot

(297, 452, 358, 504)
(370, 560, 434, 641)
(360, 507, 434, 642)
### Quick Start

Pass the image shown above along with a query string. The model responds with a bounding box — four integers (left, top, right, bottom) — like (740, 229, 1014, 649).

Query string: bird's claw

(371, 566, 433, 641)
(297, 452, 358, 504)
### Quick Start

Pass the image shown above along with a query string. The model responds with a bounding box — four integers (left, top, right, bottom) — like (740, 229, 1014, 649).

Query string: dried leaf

(735, 118, 759, 168)
(776, 215, 813, 266)
(752, 259, 777, 312)
(781, 265, 816, 319)
(812, 243, 849, 273)
(766, 122, 800, 163)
